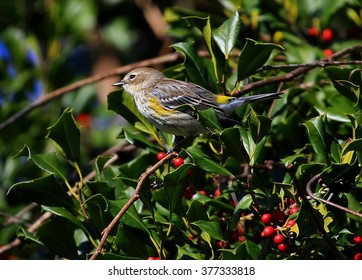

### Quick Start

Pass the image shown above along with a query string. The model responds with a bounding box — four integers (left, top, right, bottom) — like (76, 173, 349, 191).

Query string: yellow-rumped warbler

(113, 67, 280, 137)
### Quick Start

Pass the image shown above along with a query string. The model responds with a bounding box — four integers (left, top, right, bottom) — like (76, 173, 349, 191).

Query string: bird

(112, 67, 280, 138)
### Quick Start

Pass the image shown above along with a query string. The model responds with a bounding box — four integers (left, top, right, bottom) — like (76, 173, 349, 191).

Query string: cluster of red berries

(157, 151, 185, 168)
(260, 200, 299, 253)
(352, 235, 362, 260)
(307, 27, 334, 57)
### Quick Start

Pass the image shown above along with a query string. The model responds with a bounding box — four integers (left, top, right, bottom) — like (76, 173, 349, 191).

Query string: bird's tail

(220, 92, 282, 114)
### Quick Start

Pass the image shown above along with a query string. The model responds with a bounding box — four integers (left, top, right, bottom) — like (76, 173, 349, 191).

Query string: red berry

(214, 189, 221, 197)
(289, 198, 295, 204)
(272, 210, 286, 221)
(147, 256, 160, 260)
(229, 200, 236, 208)
(277, 243, 288, 252)
(307, 27, 319, 37)
(262, 226, 275, 237)
(238, 236, 245, 242)
(352, 236, 362, 244)
(261, 213, 273, 224)
(218, 241, 225, 248)
(156, 152, 166, 161)
(184, 187, 194, 199)
(273, 234, 285, 244)
(199, 190, 207, 196)
(289, 206, 299, 215)
(173, 157, 184, 168)
(76, 113, 92, 128)
(321, 28, 333, 41)
(323, 49, 333, 57)
(354, 253, 362, 260)
(286, 219, 296, 227)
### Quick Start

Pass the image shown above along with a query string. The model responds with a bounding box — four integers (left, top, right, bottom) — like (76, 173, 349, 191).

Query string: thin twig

(0, 211, 52, 255)
(89, 151, 178, 260)
(306, 173, 362, 219)
(257, 60, 362, 73)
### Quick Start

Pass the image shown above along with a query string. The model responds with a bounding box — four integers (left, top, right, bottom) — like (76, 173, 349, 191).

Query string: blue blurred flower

(0, 41, 11, 62)
(26, 80, 44, 102)
(26, 48, 39, 67)
(7, 64, 16, 78)
(0, 91, 5, 105)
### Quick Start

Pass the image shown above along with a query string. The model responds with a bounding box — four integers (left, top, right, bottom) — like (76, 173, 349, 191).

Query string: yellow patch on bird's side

(215, 95, 234, 104)
(148, 97, 173, 115)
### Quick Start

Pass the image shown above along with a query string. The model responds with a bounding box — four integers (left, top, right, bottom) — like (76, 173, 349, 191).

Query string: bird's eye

(129, 74, 136, 80)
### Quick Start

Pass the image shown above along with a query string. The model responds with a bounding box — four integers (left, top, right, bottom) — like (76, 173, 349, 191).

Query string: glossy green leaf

(37, 217, 78, 259)
(15, 145, 68, 182)
(107, 90, 159, 141)
(235, 194, 253, 210)
(94, 155, 113, 181)
(198, 108, 223, 133)
(118, 150, 156, 180)
(184, 16, 219, 81)
(164, 163, 193, 213)
(17, 226, 44, 246)
(177, 245, 206, 260)
(42, 206, 90, 236)
(245, 239, 261, 260)
(341, 138, 362, 156)
(84, 194, 112, 232)
(172, 42, 208, 88)
(85, 181, 114, 199)
(248, 109, 272, 144)
(192, 220, 225, 241)
(213, 11, 240, 59)
(46, 108, 80, 163)
(113, 225, 150, 258)
(120, 125, 159, 150)
(186, 146, 233, 176)
(304, 115, 330, 164)
(325, 66, 360, 103)
(187, 199, 210, 222)
(221, 127, 249, 163)
(237, 38, 284, 81)
(238, 125, 256, 161)
(345, 193, 362, 222)
(7, 175, 74, 208)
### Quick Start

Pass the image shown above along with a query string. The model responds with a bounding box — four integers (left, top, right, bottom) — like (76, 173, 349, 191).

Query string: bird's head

(113, 67, 165, 95)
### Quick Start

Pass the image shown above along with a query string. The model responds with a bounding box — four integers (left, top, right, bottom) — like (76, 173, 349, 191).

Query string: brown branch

(0, 211, 53, 255)
(258, 60, 362, 72)
(89, 151, 178, 260)
(0, 53, 183, 132)
(306, 173, 362, 219)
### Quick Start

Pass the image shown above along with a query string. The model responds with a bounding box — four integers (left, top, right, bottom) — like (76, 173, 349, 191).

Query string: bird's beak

(112, 81, 124, 87)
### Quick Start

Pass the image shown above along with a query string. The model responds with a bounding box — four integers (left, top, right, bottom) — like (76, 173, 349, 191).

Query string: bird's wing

(152, 80, 227, 116)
